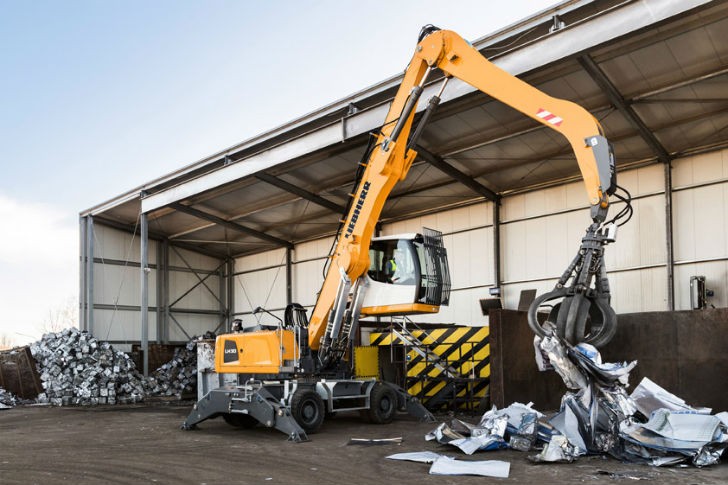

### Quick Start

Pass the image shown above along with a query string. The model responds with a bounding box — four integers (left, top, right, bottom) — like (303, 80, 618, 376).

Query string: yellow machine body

(214, 330, 295, 374)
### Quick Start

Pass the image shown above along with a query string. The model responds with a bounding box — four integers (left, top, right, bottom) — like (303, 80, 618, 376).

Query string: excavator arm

(309, 27, 620, 360)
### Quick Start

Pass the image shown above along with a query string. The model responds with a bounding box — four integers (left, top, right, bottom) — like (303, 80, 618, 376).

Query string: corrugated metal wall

(83, 148, 728, 340)
(673, 150, 728, 309)
(233, 148, 728, 326)
(84, 225, 224, 347)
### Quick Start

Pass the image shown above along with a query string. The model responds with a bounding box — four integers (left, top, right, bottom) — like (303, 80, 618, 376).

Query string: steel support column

(140, 212, 149, 376)
(79, 216, 87, 331)
(85, 215, 94, 335)
(156, 240, 163, 343)
(162, 238, 170, 342)
(493, 201, 501, 293)
(219, 261, 226, 328)
(226, 258, 235, 332)
(665, 162, 675, 310)
(286, 248, 293, 306)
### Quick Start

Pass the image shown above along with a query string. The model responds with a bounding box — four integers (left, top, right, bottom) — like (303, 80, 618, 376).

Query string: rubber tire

(223, 413, 258, 429)
(367, 383, 397, 424)
(291, 389, 325, 434)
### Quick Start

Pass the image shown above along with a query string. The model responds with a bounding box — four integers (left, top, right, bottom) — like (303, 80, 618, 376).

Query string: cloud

(0, 193, 78, 345)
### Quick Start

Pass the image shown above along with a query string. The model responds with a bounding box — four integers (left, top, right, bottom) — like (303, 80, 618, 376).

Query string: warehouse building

(79, 0, 728, 375)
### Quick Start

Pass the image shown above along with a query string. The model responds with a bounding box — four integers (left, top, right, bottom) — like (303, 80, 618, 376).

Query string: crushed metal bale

(422, 334, 727, 469)
(31, 328, 147, 405)
(26, 327, 216, 406)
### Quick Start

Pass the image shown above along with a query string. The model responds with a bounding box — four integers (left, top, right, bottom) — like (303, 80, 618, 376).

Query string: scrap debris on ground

(3, 327, 217, 407)
(0, 387, 24, 409)
(413, 333, 727, 474)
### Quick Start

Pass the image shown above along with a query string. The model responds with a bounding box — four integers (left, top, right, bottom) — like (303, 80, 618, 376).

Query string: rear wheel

(223, 413, 257, 428)
(367, 383, 397, 424)
(291, 389, 325, 434)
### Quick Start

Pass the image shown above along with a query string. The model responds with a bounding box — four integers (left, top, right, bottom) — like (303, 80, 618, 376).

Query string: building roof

(83, 0, 728, 259)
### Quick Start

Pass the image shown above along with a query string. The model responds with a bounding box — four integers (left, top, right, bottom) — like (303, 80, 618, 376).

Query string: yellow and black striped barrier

(367, 326, 489, 410)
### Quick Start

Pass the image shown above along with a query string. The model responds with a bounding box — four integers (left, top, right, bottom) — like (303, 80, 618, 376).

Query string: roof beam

(255, 172, 346, 214)
(415, 146, 500, 201)
(577, 54, 671, 164)
(170, 202, 293, 249)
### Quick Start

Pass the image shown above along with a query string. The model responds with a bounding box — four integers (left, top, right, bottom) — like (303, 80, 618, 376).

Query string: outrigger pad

(385, 382, 435, 422)
(181, 386, 309, 442)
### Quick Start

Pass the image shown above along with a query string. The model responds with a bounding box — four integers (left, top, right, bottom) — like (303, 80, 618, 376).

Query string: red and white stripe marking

(536, 108, 563, 127)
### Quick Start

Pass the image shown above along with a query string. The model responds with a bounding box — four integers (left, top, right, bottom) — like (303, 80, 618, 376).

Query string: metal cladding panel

(94, 224, 157, 265)
(166, 313, 220, 342)
(501, 279, 556, 311)
(295, 236, 334, 261)
(673, 182, 728, 262)
(672, 149, 728, 263)
(673, 149, 728, 187)
(236, 248, 287, 272)
(406, 287, 490, 326)
(382, 202, 493, 235)
(448, 227, 494, 290)
(93, 265, 157, 307)
(609, 267, 669, 313)
(233, 266, 287, 314)
(169, 246, 221, 271)
(674, 261, 728, 310)
(169, 272, 220, 311)
(602, 195, 667, 270)
(619, 163, 665, 196)
(93, 309, 158, 342)
(501, 208, 588, 283)
(292, 259, 325, 308)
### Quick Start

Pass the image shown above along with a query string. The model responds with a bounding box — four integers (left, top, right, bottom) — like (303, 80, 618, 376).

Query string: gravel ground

(0, 404, 726, 485)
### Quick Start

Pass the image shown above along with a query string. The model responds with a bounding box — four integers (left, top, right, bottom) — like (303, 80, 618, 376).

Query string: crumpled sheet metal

(386, 451, 443, 464)
(531, 334, 728, 468)
(631, 377, 712, 417)
(426, 412, 507, 455)
(530, 435, 577, 463)
(386, 452, 510, 478)
(429, 456, 510, 478)
(538, 335, 588, 389)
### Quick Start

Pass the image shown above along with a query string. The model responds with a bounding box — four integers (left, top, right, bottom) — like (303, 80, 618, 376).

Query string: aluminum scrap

(31, 328, 147, 406)
(29, 327, 215, 406)
(532, 334, 728, 467)
(426, 411, 508, 455)
(0, 387, 21, 408)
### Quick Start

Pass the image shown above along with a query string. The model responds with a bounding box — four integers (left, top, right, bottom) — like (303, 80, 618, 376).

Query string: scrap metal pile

(31, 328, 147, 405)
(145, 331, 215, 397)
(0, 387, 22, 409)
(27, 328, 213, 406)
(421, 334, 727, 470)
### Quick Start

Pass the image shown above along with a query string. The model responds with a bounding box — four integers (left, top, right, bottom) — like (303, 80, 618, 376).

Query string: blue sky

(0, 0, 557, 344)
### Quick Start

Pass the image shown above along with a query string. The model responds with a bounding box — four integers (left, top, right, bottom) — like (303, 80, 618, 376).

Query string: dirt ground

(1, 403, 726, 485)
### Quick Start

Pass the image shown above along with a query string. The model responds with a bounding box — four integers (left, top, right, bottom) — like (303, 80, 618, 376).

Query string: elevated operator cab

(362, 228, 451, 316)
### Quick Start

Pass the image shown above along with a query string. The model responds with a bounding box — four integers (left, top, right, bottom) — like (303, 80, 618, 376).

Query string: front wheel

(290, 389, 325, 434)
